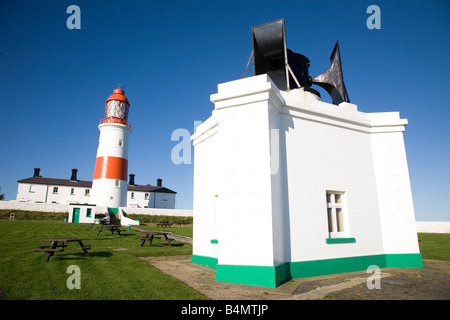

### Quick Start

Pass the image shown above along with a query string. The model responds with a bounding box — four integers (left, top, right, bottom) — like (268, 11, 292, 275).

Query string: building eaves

(18, 177, 177, 194)
(17, 177, 92, 188)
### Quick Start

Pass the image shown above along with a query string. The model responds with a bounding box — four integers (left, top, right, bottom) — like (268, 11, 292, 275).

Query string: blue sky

(0, 0, 449, 221)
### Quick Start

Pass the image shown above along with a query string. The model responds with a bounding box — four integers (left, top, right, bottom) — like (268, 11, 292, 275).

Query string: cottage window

(85, 189, 90, 196)
(326, 191, 347, 237)
(53, 187, 58, 194)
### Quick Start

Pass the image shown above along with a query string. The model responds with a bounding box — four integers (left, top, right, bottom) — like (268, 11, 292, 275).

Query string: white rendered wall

(17, 183, 49, 203)
(193, 74, 420, 270)
(278, 91, 385, 263)
(370, 129, 420, 254)
(17, 183, 92, 204)
(0, 200, 192, 217)
(68, 204, 96, 224)
(192, 116, 220, 261)
(416, 222, 450, 233)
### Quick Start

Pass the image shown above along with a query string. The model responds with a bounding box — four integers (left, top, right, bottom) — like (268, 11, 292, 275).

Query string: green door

(72, 208, 80, 223)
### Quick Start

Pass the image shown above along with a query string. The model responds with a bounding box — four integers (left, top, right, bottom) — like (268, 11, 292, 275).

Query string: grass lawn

(1, 219, 449, 300)
(0, 220, 207, 300)
(417, 232, 450, 261)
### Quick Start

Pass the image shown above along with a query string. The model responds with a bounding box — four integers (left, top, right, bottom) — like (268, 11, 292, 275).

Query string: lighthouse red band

(93, 156, 128, 181)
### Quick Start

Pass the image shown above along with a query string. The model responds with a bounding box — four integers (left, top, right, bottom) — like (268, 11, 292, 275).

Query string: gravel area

(141, 256, 450, 300)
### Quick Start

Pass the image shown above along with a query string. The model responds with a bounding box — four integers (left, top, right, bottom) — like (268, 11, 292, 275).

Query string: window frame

(326, 191, 349, 239)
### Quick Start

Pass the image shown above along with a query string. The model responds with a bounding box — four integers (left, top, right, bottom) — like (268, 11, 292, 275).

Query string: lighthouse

(90, 87, 131, 209)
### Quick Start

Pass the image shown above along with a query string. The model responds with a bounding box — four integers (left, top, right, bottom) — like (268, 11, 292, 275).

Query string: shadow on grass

(43, 251, 114, 261)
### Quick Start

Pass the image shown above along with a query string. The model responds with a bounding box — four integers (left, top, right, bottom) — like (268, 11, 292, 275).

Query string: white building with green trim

(191, 74, 422, 287)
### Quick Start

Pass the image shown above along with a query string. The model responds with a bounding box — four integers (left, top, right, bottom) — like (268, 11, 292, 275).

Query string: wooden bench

(156, 220, 172, 227)
(34, 238, 91, 262)
(33, 248, 65, 253)
(96, 225, 124, 236)
(137, 230, 175, 247)
(175, 220, 189, 226)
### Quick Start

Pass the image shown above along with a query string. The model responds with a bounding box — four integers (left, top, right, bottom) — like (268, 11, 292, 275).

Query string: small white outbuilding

(191, 74, 422, 287)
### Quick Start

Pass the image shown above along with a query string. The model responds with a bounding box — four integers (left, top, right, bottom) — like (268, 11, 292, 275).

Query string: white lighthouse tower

(91, 87, 131, 209)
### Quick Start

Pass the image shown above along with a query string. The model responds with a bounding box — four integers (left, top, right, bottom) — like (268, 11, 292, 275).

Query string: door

(72, 208, 80, 223)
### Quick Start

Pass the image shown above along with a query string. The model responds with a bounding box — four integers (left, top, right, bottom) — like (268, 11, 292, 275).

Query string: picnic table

(156, 220, 172, 227)
(136, 230, 175, 247)
(175, 219, 189, 226)
(96, 225, 124, 236)
(33, 237, 91, 262)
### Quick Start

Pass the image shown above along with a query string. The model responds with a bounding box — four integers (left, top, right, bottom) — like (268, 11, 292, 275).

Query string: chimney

(33, 168, 41, 177)
(71, 168, 78, 181)
(157, 178, 162, 187)
(129, 174, 135, 185)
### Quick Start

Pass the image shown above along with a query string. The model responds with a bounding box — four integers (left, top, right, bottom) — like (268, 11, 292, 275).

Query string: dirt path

(140, 256, 450, 300)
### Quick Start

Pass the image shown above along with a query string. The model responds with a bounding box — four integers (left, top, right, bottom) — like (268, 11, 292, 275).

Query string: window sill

(210, 239, 218, 244)
(325, 237, 356, 244)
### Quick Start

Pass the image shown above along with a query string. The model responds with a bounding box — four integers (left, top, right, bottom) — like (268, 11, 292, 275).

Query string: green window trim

(325, 237, 356, 244)
(211, 239, 218, 244)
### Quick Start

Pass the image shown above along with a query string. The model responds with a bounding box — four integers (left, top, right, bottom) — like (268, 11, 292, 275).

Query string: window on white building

(70, 188, 75, 195)
(131, 192, 135, 199)
(115, 180, 120, 187)
(145, 193, 149, 200)
(53, 187, 58, 194)
(85, 189, 90, 196)
(29, 185, 35, 193)
(119, 139, 123, 147)
(326, 191, 347, 238)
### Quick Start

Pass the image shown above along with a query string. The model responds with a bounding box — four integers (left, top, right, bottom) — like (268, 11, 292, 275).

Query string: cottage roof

(17, 176, 176, 194)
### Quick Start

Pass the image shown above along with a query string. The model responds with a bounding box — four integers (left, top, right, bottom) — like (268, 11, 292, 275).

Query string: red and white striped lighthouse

(90, 87, 131, 208)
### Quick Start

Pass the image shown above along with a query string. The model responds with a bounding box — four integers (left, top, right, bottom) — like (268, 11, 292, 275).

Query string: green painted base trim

(191, 253, 423, 288)
(326, 237, 356, 244)
(291, 253, 423, 279)
(216, 264, 286, 288)
(191, 254, 218, 268)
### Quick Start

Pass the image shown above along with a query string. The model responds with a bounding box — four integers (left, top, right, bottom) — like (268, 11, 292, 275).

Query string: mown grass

(417, 232, 450, 261)
(0, 220, 206, 300)
(0, 215, 448, 300)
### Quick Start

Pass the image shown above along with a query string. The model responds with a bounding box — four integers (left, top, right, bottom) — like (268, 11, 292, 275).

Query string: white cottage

(191, 74, 422, 287)
(16, 168, 176, 209)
